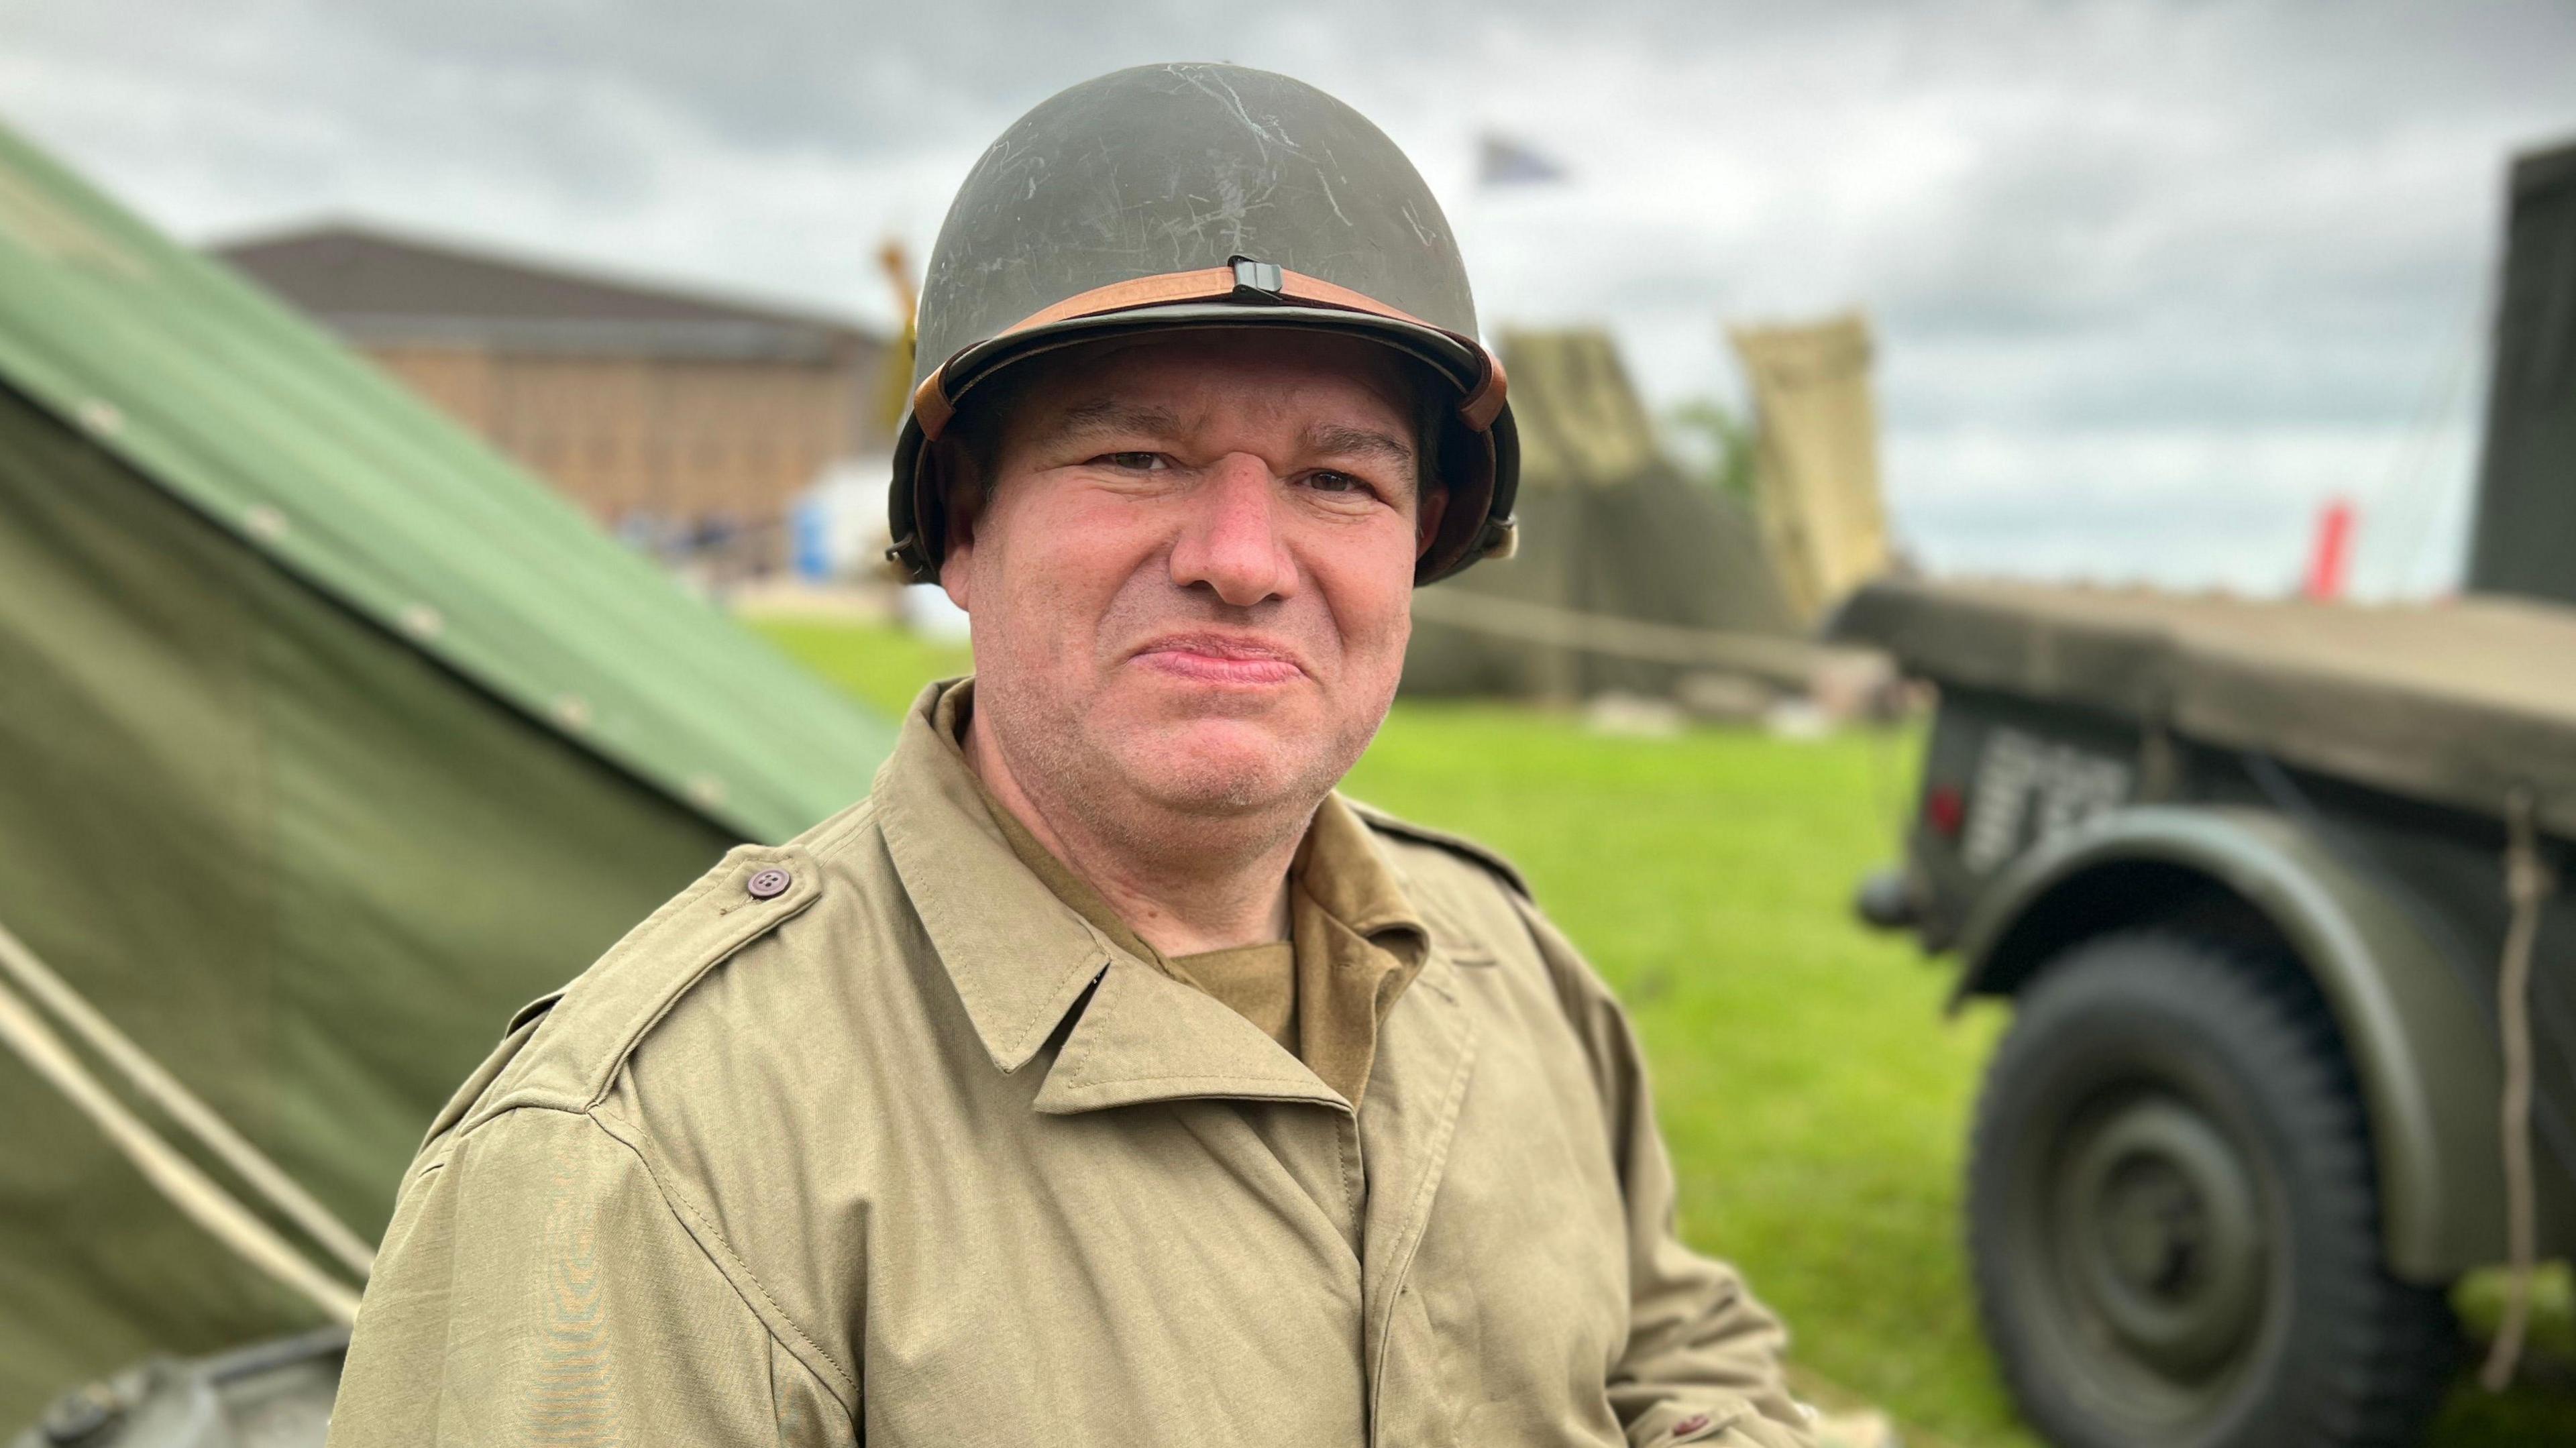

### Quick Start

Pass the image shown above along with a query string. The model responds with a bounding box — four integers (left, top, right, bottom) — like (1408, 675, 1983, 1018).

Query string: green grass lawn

(756, 616, 2576, 1446)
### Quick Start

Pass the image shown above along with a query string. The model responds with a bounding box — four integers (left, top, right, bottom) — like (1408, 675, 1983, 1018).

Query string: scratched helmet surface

(887, 62, 1519, 585)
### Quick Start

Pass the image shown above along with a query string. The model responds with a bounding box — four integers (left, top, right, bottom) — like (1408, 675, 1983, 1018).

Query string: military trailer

(1836, 578, 2575, 1447)
(1835, 130, 2576, 1448)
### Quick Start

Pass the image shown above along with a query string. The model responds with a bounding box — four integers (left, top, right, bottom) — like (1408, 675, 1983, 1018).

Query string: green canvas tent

(1400, 329, 1802, 698)
(2467, 135, 2576, 606)
(0, 121, 893, 1421)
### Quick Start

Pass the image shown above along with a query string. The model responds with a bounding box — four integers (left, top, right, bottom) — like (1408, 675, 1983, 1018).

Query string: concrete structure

(217, 225, 889, 571)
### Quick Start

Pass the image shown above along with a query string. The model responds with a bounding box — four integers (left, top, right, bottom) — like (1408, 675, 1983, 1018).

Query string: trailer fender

(1951, 805, 2512, 1280)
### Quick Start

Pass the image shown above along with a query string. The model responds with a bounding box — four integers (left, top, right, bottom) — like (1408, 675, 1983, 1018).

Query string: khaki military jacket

(328, 684, 1813, 1448)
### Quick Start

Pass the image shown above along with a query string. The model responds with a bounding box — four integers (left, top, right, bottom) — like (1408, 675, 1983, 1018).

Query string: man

(329, 63, 1813, 1448)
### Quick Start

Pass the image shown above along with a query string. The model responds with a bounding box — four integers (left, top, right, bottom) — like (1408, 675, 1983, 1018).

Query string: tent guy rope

(0, 915, 368, 1323)
(1406, 587, 1838, 687)
(2481, 787, 2558, 1391)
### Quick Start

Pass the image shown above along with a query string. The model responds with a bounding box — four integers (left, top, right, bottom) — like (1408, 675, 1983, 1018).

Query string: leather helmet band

(909, 257, 1508, 441)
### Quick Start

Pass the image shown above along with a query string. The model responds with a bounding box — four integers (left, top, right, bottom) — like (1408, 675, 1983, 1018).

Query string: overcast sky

(6, 0, 2571, 594)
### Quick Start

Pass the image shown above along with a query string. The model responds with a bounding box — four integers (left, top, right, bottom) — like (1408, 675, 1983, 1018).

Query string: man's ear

(1413, 482, 1450, 561)
(928, 439, 984, 610)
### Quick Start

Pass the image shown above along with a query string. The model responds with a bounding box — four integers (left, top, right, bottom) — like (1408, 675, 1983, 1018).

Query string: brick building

(217, 224, 889, 569)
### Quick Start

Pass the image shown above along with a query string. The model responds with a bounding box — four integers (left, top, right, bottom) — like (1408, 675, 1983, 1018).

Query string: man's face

(942, 329, 1444, 829)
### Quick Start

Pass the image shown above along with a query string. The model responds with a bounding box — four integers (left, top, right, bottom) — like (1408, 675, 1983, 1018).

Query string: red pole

(2305, 498, 2356, 600)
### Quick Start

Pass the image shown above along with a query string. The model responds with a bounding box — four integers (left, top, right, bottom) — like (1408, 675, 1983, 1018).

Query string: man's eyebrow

(1305, 423, 1414, 467)
(1051, 399, 1186, 438)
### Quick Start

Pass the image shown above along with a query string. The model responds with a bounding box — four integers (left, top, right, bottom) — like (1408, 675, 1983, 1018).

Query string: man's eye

(1307, 471, 1372, 496)
(1094, 451, 1166, 471)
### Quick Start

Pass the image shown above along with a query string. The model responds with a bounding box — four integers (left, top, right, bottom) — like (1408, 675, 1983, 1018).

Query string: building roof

(215, 223, 880, 364)
(0, 121, 892, 842)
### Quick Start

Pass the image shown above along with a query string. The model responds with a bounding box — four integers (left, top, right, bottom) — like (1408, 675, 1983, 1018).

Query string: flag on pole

(1477, 133, 1569, 187)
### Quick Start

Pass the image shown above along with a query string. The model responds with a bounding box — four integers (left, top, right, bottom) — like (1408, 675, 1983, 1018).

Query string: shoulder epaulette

(450, 842, 826, 1137)
(1342, 798, 1530, 899)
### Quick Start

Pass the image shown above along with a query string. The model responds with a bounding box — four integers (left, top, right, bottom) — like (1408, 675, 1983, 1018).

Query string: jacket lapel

(877, 683, 1349, 1112)
(1031, 958, 1347, 1115)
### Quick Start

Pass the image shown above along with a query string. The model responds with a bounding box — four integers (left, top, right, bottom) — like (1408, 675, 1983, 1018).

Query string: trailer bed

(1833, 578, 2576, 836)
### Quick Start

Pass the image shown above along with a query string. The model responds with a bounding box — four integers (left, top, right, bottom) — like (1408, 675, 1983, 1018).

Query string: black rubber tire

(1968, 931, 2458, 1448)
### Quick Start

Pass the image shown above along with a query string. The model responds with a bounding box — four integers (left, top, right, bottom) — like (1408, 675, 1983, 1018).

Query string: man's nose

(1168, 454, 1295, 606)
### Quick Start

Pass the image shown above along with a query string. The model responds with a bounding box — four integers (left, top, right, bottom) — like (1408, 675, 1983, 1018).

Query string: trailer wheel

(1968, 931, 2457, 1448)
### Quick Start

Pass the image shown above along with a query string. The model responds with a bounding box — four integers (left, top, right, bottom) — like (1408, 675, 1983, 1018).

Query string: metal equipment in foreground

(11, 1332, 345, 1448)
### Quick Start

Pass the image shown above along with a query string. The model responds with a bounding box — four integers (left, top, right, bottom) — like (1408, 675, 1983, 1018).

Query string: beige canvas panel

(1504, 329, 1663, 489)
(1730, 313, 1891, 623)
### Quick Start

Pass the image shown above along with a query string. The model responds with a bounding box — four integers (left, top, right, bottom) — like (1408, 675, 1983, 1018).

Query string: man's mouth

(1128, 632, 1309, 687)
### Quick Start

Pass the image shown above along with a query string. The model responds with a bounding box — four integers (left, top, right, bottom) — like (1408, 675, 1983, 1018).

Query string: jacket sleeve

(326, 1105, 852, 1448)
(1516, 897, 1817, 1448)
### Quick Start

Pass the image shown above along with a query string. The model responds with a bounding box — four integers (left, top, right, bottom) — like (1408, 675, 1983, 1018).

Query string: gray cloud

(3, 0, 2569, 594)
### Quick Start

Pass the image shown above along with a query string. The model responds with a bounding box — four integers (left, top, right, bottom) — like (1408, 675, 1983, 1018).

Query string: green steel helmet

(885, 62, 1519, 586)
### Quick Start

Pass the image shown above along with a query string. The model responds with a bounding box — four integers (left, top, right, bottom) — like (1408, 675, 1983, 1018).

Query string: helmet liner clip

(1228, 257, 1287, 300)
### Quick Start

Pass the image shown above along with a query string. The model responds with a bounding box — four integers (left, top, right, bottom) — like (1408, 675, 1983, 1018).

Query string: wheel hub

(2055, 1095, 2267, 1379)
(2101, 1156, 2202, 1294)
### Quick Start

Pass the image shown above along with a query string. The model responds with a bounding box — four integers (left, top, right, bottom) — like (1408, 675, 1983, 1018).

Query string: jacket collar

(876, 679, 1450, 1114)
(1295, 789, 1429, 964)
(873, 679, 1120, 1076)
